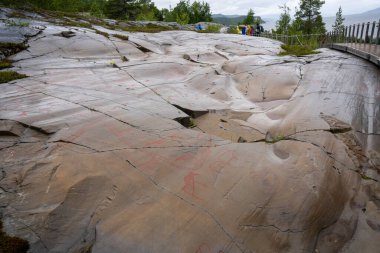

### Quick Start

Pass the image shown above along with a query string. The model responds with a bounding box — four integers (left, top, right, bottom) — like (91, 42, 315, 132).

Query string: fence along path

(259, 20, 380, 66)
(326, 20, 380, 66)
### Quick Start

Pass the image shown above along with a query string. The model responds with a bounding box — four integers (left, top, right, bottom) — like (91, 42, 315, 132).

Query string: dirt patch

(132, 42, 153, 53)
(321, 114, 379, 181)
(0, 221, 29, 253)
(173, 105, 264, 143)
(321, 114, 352, 134)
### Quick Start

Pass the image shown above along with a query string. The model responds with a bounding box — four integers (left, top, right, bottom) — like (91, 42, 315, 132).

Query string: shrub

(227, 25, 239, 34)
(197, 24, 221, 33)
(0, 42, 28, 57)
(279, 44, 320, 56)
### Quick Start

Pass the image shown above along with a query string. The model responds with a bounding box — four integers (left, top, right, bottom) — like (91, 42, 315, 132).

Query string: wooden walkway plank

(332, 43, 380, 66)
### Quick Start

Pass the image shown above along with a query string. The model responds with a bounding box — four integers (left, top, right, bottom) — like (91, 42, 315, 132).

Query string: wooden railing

(325, 20, 380, 45)
(257, 33, 324, 46)
(256, 20, 380, 47)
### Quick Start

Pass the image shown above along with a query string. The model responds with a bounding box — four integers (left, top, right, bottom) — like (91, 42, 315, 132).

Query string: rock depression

(0, 9, 379, 253)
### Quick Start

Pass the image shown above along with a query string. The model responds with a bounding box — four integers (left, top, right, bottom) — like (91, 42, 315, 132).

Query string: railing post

(365, 22, 370, 43)
(376, 20, 380, 45)
(328, 32, 331, 46)
(360, 22, 365, 43)
(353, 24, 356, 43)
(332, 31, 335, 43)
(356, 23, 360, 43)
(344, 26, 347, 43)
(348, 25, 352, 43)
(370, 21, 376, 44)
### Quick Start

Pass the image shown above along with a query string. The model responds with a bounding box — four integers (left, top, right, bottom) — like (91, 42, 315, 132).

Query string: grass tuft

(0, 71, 27, 84)
(0, 59, 13, 69)
(95, 29, 109, 38)
(8, 11, 28, 19)
(63, 20, 92, 29)
(6, 20, 29, 27)
(113, 34, 129, 41)
(116, 23, 173, 33)
(279, 44, 320, 56)
(189, 118, 197, 128)
(265, 134, 287, 143)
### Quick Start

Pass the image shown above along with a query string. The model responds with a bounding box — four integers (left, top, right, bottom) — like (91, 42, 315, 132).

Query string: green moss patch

(0, 221, 30, 253)
(0, 71, 27, 84)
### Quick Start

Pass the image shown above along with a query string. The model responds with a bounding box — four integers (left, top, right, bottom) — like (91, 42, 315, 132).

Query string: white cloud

(152, 0, 380, 16)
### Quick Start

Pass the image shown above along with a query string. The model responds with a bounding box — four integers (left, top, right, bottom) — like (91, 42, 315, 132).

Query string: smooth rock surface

(0, 10, 379, 253)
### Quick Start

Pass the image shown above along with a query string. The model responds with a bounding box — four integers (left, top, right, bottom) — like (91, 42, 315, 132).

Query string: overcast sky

(153, 0, 380, 17)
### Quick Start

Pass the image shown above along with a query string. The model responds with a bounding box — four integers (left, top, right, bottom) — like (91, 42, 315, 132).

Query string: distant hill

(360, 7, 380, 15)
(212, 14, 245, 26)
(324, 7, 380, 31)
(261, 7, 380, 32)
(212, 14, 269, 26)
(213, 7, 380, 31)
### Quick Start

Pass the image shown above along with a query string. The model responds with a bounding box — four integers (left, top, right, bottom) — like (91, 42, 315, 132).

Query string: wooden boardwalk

(259, 20, 380, 66)
(331, 43, 380, 66)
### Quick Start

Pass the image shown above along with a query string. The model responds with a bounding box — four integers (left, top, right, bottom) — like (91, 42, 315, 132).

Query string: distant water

(324, 12, 380, 31)
(261, 7, 380, 32)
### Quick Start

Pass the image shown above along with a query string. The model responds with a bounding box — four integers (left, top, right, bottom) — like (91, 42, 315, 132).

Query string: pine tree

(51, 0, 80, 12)
(332, 6, 345, 34)
(276, 4, 291, 34)
(295, 0, 326, 35)
(243, 9, 255, 25)
(104, 0, 135, 19)
(164, 0, 212, 24)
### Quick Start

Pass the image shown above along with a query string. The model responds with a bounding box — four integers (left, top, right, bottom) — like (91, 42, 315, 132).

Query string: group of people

(239, 24, 264, 36)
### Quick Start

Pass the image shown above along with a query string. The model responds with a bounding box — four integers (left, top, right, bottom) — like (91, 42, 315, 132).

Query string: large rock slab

(0, 9, 379, 253)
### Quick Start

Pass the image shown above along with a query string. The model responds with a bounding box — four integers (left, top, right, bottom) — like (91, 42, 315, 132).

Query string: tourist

(242, 25, 246, 35)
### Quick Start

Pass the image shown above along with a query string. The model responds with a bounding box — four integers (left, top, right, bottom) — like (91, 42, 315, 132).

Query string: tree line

(0, 0, 213, 24)
(273, 0, 326, 35)
(273, 0, 345, 35)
